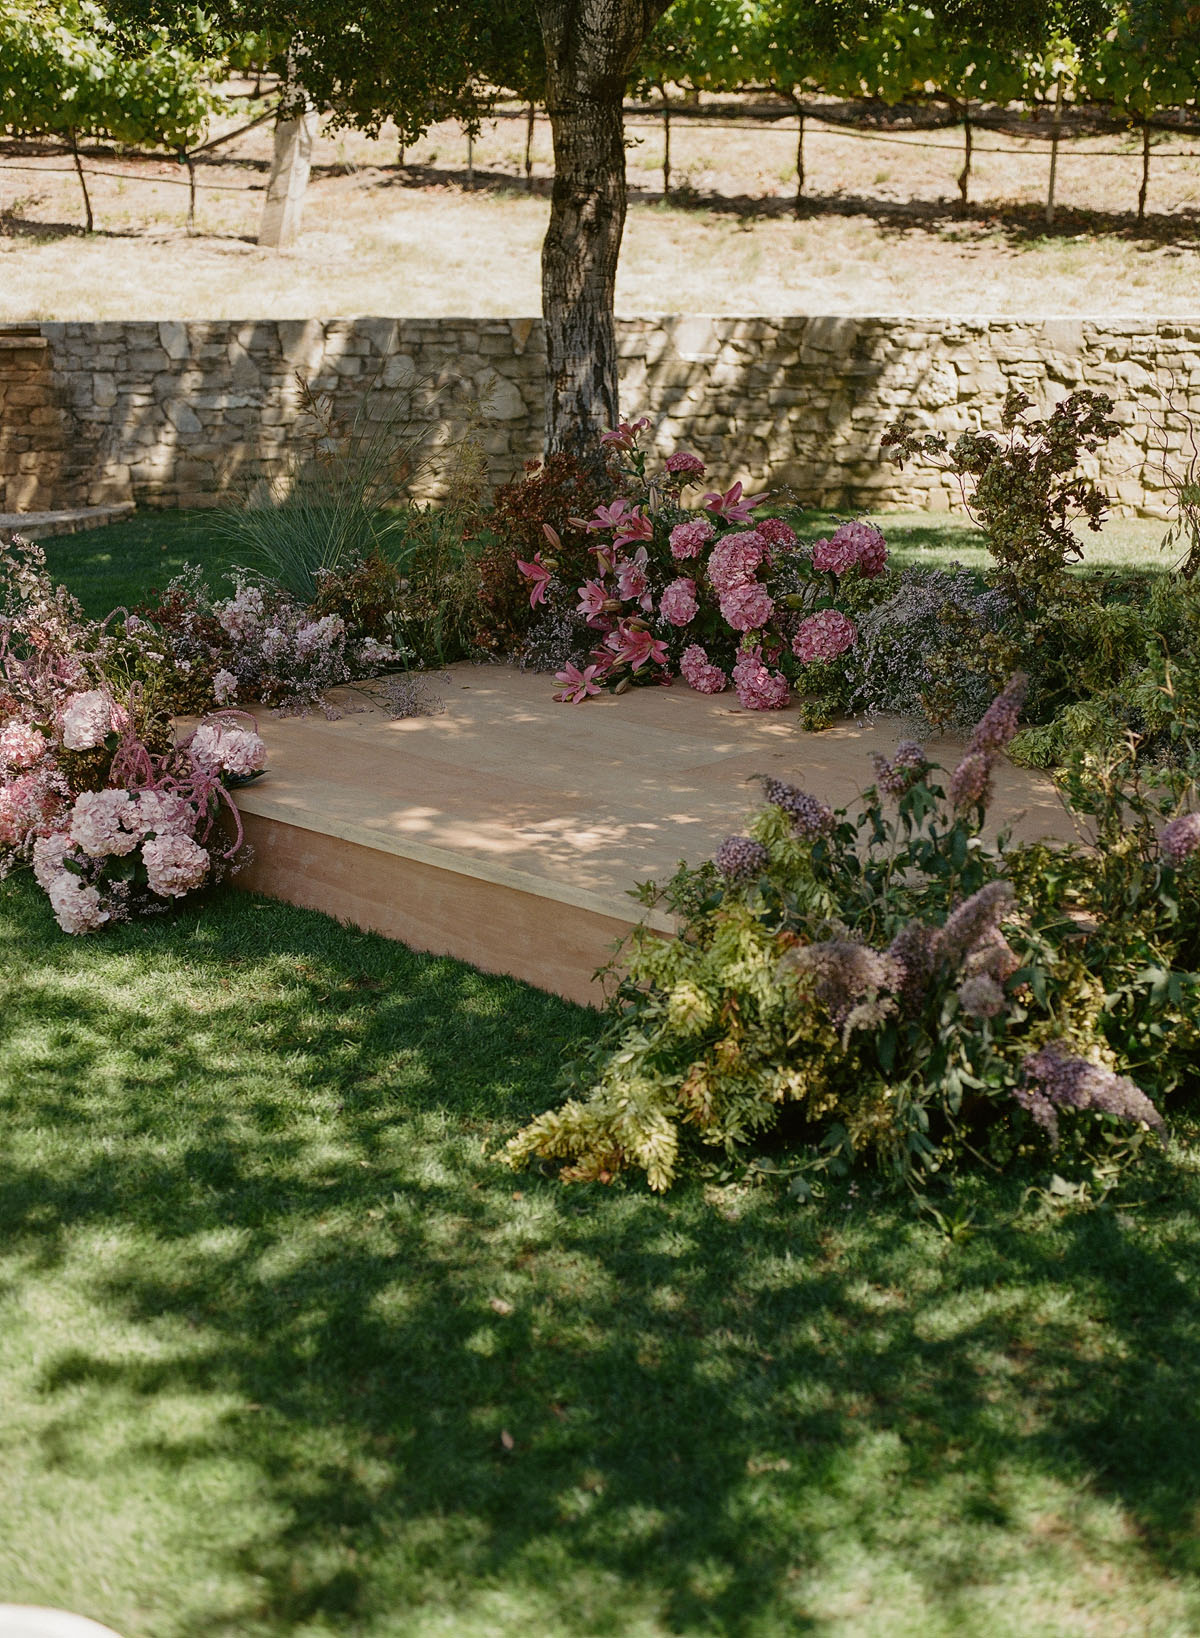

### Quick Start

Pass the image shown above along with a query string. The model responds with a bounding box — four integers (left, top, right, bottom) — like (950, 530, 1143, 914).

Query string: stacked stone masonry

(2, 315, 1198, 517)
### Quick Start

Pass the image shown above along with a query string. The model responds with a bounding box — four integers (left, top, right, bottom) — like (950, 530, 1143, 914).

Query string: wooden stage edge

(231, 805, 672, 1009)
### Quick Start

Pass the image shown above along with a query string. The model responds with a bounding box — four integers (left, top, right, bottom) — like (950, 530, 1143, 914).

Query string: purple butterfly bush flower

(871, 739, 929, 799)
(1015, 1043, 1164, 1147)
(756, 776, 834, 838)
(1159, 812, 1200, 868)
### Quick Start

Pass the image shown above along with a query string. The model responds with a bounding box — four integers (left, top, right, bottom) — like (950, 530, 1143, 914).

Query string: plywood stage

(231, 664, 1075, 1007)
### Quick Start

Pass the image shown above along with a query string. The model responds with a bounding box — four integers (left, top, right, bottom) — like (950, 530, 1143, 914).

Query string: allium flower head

(1159, 812, 1200, 868)
(714, 834, 769, 884)
(669, 518, 715, 561)
(792, 609, 858, 664)
(679, 644, 727, 694)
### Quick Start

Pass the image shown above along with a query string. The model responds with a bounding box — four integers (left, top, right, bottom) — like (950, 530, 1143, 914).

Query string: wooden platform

(232, 664, 1075, 1007)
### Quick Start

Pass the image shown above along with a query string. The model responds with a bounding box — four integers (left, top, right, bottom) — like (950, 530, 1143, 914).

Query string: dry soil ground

(2, 96, 1200, 319)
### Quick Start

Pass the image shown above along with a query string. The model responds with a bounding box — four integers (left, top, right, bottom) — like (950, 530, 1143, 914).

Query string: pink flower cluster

(61, 690, 120, 752)
(669, 519, 715, 561)
(189, 721, 269, 779)
(811, 521, 889, 578)
(679, 645, 727, 694)
(707, 531, 768, 595)
(792, 609, 859, 664)
(732, 648, 790, 711)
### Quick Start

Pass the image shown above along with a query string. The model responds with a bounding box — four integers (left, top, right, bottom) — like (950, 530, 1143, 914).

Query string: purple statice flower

(967, 672, 1029, 756)
(1159, 812, 1200, 868)
(871, 739, 929, 799)
(382, 672, 448, 719)
(714, 835, 769, 884)
(888, 919, 938, 1012)
(756, 776, 835, 838)
(1015, 1042, 1165, 1147)
(949, 750, 993, 813)
(934, 881, 1015, 966)
(788, 936, 903, 1025)
(957, 973, 1007, 1019)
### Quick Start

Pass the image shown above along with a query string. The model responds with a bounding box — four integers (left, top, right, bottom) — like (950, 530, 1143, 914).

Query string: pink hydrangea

(679, 644, 728, 695)
(792, 609, 858, 664)
(707, 531, 767, 594)
(660, 577, 699, 627)
(69, 789, 140, 858)
(732, 648, 791, 711)
(189, 723, 268, 778)
(132, 790, 194, 838)
(32, 831, 73, 891)
(666, 451, 706, 480)
(755, 517, 798, 550)
(719, 582, 775, 633)
(0, 769, 64, 846)
(811, 520, 888, 578)
(0, 721, 46, 771)
(143, 832, 210, 899)
(212, 669, 238, 706)
(60, 690, 115, 752)
(47, 873, 109, 935)
(668, 518, 715, 561)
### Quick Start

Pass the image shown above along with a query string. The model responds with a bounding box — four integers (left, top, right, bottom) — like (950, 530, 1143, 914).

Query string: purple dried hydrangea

(756, 776, 835, 838)
(788, 936, 903, 1025)
(1015, 1042, 1165, 1148)
(967, 672, 1029, 757)
(1159, 812, 1200, 868)
(714, 834, 769, 884)
(871, 739, 929, 799)
(934, 881, 1015, 966)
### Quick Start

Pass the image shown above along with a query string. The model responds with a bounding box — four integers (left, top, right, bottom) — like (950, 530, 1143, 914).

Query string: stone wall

(3, 314, 1198, 517)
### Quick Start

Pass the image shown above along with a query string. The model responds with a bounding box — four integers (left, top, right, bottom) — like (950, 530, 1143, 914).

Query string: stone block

(92, 373, 118, 408)
(158, 321, 189, 361)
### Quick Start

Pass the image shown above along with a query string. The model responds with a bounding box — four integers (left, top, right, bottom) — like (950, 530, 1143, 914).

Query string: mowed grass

(42, 505, 1175, 622)
(4, 522, 1200, 1637)
(4, 870, 1200, 1638)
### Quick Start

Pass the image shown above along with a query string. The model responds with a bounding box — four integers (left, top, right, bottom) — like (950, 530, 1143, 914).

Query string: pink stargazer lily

(577, 578, 610, 622)
(605, 620, 670, 672)
(515, 551, 552, 608)
(599, 416, 651, 450)
(585, 498, 633, 532)
(612, 507, 655, 551)
(702, 481, 770, 524)
(616, 547, 654, 611)
(553, 661, 607, 704)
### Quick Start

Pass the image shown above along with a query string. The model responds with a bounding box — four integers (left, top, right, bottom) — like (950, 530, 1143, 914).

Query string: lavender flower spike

(934, 880, 1015, 966)
(968, 672, 1029, 757)
(1016, 1042, 1165, 1148)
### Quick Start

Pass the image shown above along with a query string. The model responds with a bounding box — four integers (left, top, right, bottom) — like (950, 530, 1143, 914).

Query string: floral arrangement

(0, 533, 267, 934)
(505, 674, 1199, 1193)
(513, 419, 888, 710)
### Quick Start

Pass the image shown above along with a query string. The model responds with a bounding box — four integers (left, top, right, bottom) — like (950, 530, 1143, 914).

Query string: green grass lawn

(41, 505, 1175, 622)
(5, 510, 1199, 1637)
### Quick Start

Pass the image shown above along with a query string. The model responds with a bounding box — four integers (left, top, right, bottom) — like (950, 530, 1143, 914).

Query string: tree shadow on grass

(3, 878, 1200, 1634)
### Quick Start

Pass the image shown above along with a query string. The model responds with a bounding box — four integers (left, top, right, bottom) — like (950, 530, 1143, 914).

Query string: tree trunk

(525, 102, 536, 190)
(183, 150, 197, 234)
(958, 104, 971, 209)
(1137, 120, 1151, 223)
(661, 88, 671, 199)
(258, 106, 318, 248)
(467, 130, 475, 187)
(68, 128, 93, 233)
(1046, 75, 1064, 228)
(795, 105, 805, 212)
(535, 0, 673, 461)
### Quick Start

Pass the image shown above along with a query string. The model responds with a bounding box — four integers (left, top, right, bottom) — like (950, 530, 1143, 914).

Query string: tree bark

(535, 0, 673, 461)
(1045, 75, 1064, 228)
(957, 104, 971, 209)
(1137, 120, 1151, 224)
(525, 102, 536, 190)
(68, 129, 93, 233)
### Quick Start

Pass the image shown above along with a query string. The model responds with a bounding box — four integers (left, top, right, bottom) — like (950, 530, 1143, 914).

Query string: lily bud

(613, 677, 632, 695)
(601, 598, 623, 614)
(542, 523, 562, 549)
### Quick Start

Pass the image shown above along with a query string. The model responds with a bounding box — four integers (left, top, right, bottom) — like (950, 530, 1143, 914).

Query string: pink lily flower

(599, 416, 651, 450)
(553, 661, 607, 704)
(515, 551, 553, 608)
(612, 507, 655, 551)
(577, 578, 610, 621)
(605, 620, 670, 672)
(616, 546, 654, 610)
(702, 481, 770, 524)
(585, 498, 633, 533)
